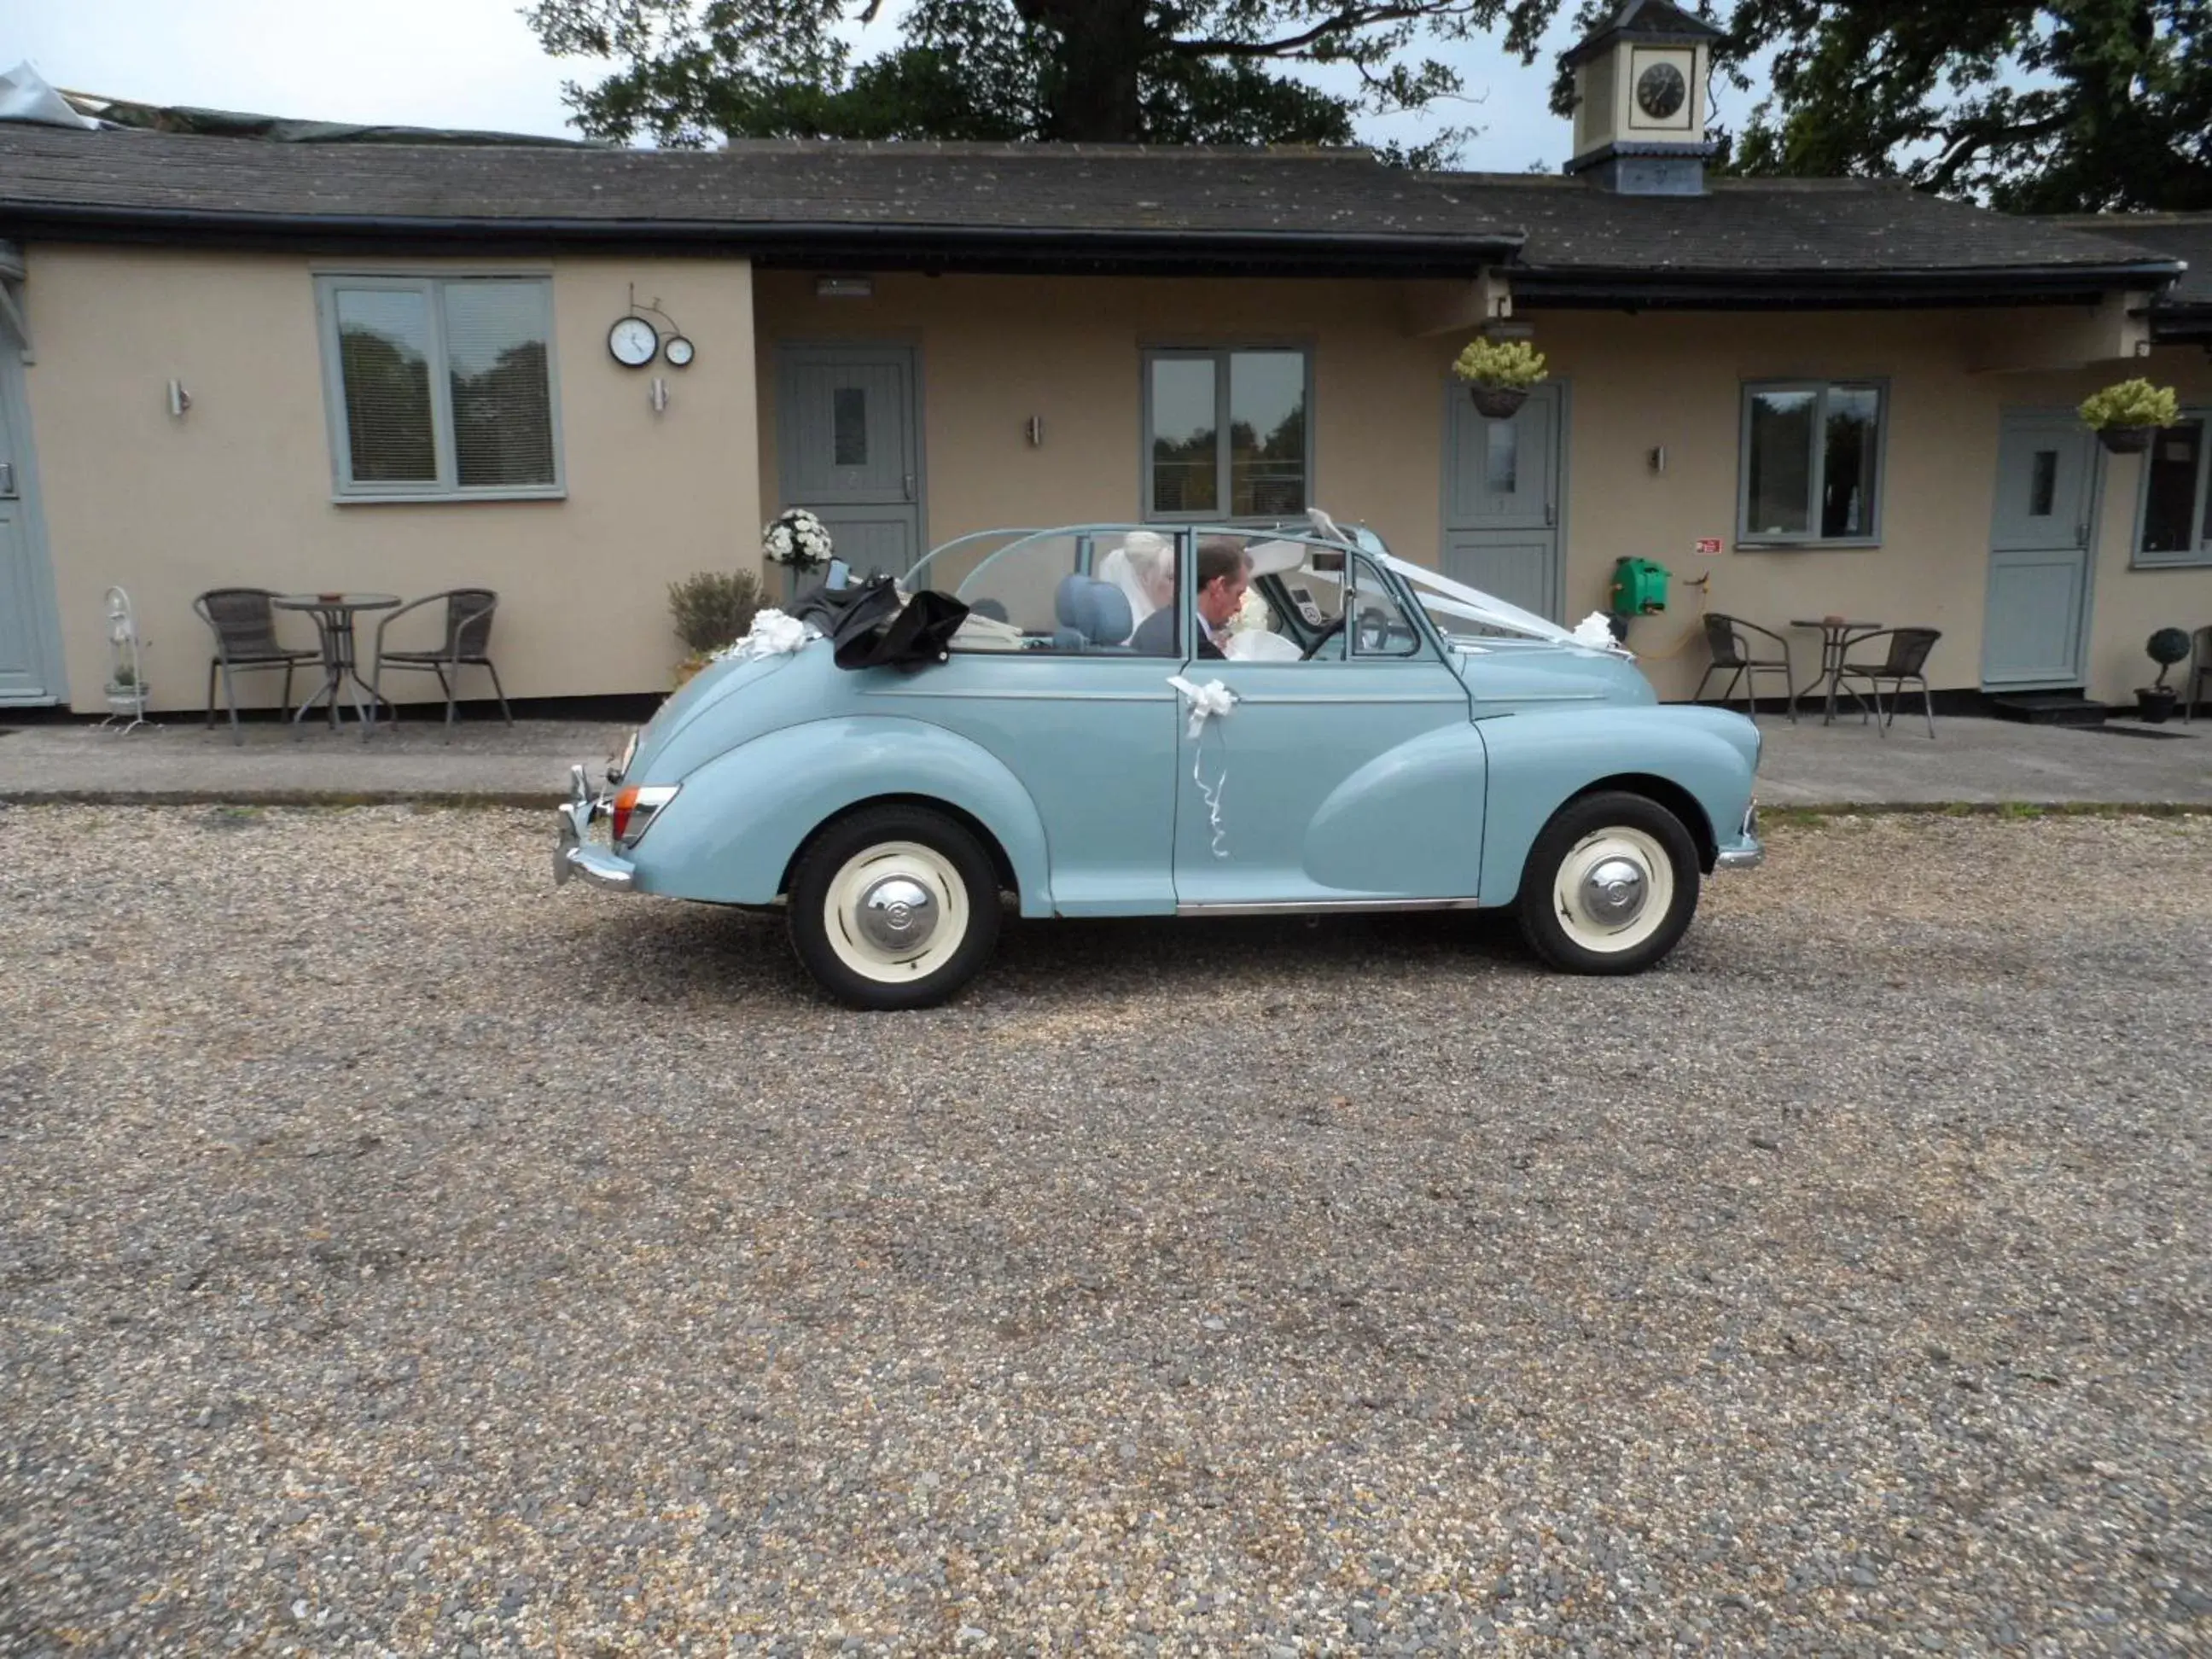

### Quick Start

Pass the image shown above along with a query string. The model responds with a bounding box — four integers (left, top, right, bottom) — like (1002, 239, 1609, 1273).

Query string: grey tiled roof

(0, 127, 1510, 243)
(0, 124, 2182, 294)
(2045, 214, 2210, 308)
(1433, 172, 2176, 277)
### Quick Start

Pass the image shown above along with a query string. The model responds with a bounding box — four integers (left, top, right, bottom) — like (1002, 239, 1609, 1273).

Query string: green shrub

(1452, 337, 1548, 390)
(2146, 626, 2192, 688)
(667, 569, 765, 655)
(2077, 378, 2179, 430)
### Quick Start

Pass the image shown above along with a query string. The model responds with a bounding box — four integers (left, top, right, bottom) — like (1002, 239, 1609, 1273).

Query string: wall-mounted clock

(663, 335, 696, 368)
(608, 315, 659, 367)
(1635, 60, 1687, 121)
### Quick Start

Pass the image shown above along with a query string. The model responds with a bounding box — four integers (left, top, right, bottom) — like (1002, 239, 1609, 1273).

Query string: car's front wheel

(788, 805, 1003, 1010)
(1516, 790, 1701, 975)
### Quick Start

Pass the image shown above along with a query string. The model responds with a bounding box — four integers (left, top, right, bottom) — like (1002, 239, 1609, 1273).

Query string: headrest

(1054, 573, 1134, 645)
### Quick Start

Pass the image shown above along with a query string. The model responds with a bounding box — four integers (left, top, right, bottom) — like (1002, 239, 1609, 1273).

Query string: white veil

(1096, 530, 1173, 633)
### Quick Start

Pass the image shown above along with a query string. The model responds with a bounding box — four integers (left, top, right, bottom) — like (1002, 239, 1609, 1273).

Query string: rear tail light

(610, 784, 678, 847)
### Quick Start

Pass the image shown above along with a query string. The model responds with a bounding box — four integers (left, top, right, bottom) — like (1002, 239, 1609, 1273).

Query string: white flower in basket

(762, 508, 835, 573)
(1230, 586, 1272, 636)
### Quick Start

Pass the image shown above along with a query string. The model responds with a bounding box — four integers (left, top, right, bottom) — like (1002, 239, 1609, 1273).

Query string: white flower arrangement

(1230, 586, 1273, 636)
(762, 507, 834, 573)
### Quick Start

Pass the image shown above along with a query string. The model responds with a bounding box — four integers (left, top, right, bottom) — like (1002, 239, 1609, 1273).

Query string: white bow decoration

(1167, 674, 1237, 739)
(1168, 675, 1237, 859)
(1570, 611, 1622, 650)
(713, 608, 818, 663)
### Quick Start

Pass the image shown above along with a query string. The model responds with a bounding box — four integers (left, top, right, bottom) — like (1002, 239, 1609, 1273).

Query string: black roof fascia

(1511, 259, 2184, 310)
(0, 202, 1524, 276)
(2152, 306, 2212, 342)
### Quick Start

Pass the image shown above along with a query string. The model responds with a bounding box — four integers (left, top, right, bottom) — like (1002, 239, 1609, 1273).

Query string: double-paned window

(316, 275, 562, 499)
(1144, 348, 1309, 520)
(1739, 380, 1884, 544)
(2138, 413, 2212, 567)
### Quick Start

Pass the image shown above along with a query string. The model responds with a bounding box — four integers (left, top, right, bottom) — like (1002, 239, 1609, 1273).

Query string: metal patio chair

(2186, 625, 2212, 724)
(1833, 626, 1941, 739)
(1691, 613, 1796, 722)
(193, 587, 322, 746)
(369, 588, 512, 736)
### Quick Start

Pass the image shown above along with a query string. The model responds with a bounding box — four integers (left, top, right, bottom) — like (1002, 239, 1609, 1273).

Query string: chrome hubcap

(1580, 855, 1648, 926)
(854, 876, 938, 953)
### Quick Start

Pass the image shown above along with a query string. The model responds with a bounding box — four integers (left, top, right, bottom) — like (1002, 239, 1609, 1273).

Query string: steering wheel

(1299, 614, 1346, 661)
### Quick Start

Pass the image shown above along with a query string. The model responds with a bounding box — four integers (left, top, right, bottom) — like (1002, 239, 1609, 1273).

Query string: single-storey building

(1, 1, 2207, 717)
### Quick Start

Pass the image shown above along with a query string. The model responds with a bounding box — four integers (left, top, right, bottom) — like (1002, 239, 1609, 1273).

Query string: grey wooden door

(1441, 381, 1562, 620)
(1982, 412, 2097, 690)
(0, 314, 61, 705)
(777, 345, 923, 577)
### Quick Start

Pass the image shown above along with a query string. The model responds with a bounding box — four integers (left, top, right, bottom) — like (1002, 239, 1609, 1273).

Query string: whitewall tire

(789, 806, 1002, 1010)
(1516, 792, 1700, 975)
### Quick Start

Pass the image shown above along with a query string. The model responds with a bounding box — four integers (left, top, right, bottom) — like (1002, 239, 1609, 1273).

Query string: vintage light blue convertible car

(556, 515, 1762, 1009)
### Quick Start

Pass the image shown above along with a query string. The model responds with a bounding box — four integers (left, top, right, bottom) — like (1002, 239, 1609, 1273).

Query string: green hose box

(1610, 557, 1669, 615)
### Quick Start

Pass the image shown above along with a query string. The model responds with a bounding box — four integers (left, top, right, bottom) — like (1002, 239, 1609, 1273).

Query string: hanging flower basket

(1467, 384, 1529, 420)
(2078, 379, 2178, 456)
(1451, 336, 1546, 423)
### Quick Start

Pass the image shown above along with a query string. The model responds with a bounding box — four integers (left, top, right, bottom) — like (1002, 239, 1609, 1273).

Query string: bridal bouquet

(761, 507, 834, 573)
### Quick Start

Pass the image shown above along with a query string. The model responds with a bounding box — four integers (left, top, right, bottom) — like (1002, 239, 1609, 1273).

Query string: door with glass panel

(1983, 412, 2098, 690)
(0, 293, 60, 703)
(777, 346, 923, 577)
(1441, 381, 1562, 620)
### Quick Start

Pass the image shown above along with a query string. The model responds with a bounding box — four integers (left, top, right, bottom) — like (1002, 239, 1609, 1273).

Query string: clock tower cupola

(1562, 0, 1725, 195)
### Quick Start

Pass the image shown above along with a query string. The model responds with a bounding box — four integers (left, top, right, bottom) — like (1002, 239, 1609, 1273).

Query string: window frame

(2133, 407, 2212, 568)
(1735, 377, 1889, 549)
(313, 272, 566, 504)
(1140, 345, 1314, 523)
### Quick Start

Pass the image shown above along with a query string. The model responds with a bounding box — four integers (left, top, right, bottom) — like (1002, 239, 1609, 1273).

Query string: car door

(1171, 551, 1485, 910)
(873, 530, 1181, 915)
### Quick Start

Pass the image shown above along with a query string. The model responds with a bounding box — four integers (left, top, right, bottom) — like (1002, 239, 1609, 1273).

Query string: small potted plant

(761, 507, 835, 597)
(2138, 626, 2192, 723)
(2077, 378, 2180, 455)
(667, 568, 764, 687)
(1452, 337, 1548, 420)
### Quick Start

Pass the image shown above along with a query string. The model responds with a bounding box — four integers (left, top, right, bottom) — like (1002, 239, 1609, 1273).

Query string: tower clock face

(1636, 60, 1688, 121)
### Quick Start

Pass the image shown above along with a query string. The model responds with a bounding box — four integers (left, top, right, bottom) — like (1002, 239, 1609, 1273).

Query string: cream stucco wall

(756, 272, 2212, 707)
(23, 245, 760, 711)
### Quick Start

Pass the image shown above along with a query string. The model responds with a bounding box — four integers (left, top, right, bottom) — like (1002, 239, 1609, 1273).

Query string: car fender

(1477, 705, 1759, 902)
(626, 716, 1053, 911)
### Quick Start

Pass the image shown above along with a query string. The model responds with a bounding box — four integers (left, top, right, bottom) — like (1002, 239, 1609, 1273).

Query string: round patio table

(1790, 617, 1883, 726)
(274, 592, 399, 733)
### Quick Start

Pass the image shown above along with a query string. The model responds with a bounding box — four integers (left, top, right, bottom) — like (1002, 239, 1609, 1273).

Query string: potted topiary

(667, 568, 765, 687)
(2077, 378, 2180, 455)
(2138, 626, 2192, 723)
(1451, 337, 1547, 420)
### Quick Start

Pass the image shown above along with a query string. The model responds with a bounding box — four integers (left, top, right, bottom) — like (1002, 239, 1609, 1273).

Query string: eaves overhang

(1510, 259, 2186, 311)
(0, 201, 1526, 278)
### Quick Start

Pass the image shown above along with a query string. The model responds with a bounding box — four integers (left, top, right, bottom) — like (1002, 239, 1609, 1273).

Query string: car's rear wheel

(788, 805, 1002, 1010)
(1516, 790, 1700, 975)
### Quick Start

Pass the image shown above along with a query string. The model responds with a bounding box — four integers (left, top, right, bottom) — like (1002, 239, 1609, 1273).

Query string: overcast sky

(0, 0, 1756, 173)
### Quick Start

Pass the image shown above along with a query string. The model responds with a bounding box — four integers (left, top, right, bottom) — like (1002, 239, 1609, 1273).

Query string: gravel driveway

(2, 806, 2207, 1657)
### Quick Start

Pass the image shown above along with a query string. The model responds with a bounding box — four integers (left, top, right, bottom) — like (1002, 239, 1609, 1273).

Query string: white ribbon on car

(712, 608, 818, 663)
(1167, 675, 1237, 860)
(1570, 612, 1620, 649)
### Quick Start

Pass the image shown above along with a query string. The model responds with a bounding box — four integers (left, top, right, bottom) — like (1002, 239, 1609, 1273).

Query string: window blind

(334, 288, 438, 484)
(442, 282, 556, 489)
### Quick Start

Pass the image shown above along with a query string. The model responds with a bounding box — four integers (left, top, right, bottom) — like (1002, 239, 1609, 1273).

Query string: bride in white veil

(1096, 530, 1173, 640)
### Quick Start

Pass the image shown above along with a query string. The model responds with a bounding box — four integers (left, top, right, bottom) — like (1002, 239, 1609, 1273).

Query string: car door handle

(903, 473, 916, 501)
(0, 461, 15, 497)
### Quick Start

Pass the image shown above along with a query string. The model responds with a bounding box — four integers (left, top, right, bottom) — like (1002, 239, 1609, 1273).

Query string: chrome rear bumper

(553, 764, 637, 892)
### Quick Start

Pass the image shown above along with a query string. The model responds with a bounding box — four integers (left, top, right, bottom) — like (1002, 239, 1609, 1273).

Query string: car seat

(1052, 573, 1133, 653)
